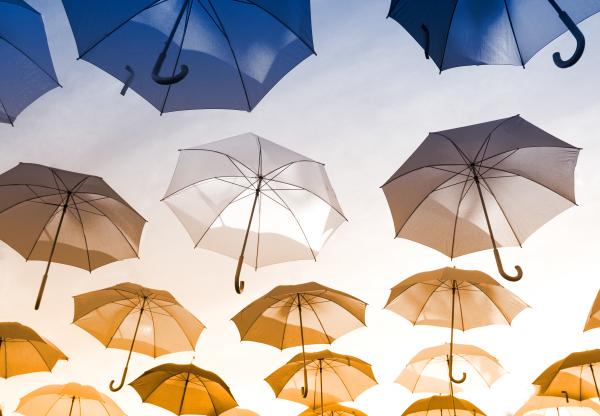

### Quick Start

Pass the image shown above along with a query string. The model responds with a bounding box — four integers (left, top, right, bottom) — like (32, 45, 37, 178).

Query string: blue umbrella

(62, 0, 315, 113)
(0, 0, 59, 125)
(388, 0, 600, 71)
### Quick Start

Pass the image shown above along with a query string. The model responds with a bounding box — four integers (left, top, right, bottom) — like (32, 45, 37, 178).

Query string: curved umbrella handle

(421, 24, 430, 59)
(447, 356, 467, 384)
(234, 256, 245, 294)
(109, 365, 129, 392)
(493, 248, 523, 282)
(120, 65, 135, 96)
(152, 52, 189, 85)
(547, 0, 585, 68)
(562, 390, 569, 403)
(300, 364, 309, 398)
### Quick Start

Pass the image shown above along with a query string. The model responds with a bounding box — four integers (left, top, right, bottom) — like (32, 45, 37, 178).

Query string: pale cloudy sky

(1, 1, 600, 416)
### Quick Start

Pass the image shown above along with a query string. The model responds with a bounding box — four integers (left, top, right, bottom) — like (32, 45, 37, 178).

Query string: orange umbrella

(299, 403, 368, 416)
(73, 282, 204, 392)
(515, 395, 600, 416)
(401, 395, 486, 416)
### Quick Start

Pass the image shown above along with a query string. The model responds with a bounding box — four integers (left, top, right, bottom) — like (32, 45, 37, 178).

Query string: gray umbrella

(382, 115, 579, 281)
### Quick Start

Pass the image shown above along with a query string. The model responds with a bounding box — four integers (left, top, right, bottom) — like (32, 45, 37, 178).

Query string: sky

(1, 1, 600, 415)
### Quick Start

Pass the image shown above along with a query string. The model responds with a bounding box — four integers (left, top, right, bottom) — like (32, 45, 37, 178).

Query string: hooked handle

(421, 24, 430, 59)
(152, 52, 189, 85)
(562, 390, 569, 403)
(120, 65, 135, 96)
(109, 365, 129, 392)
(447, 356, 467, 384)
(547, 0, 585, 68)
(493, 248, 523, 282)
(234, 255, 245, 294)
(300, 363, 309, 398)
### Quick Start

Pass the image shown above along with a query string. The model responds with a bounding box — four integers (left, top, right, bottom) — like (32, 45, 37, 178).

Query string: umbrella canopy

(515, 396, 600, 416)
(385, 267, 527, 385)
(388, 0, 600, 70)
(0, 322, 67, 378)
(0, 0, 59, 125)
(130, 363, 238, 416)
(232, 282, 366, 397)
(382, 115, 579, 282)
(62, 0, 314, 113)
(221, 409, 258, 416)
(299, 403, 368, 416)
(584, 290, 600, 332)
(163, 133, 346, 293)
(73, 282, 205, 392)
(396, 343, 505, 393)
(533, 350, 600, 401)
(0, 163, 146, 309)
(401, 395, 486, 416)
(16, 383, 125, 416)
(265, 350, 377, 412)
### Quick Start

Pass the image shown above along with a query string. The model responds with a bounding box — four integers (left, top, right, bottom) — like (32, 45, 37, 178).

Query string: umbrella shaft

(239, 180, 262, 262)
(162, 0, 190, 54)
(471, 173, 498, 250)
(319, 359, 323, 416)
(590, 364, 600, 398)
(298, 294, 309, 398)
(68, 396, 75, 416)
(177, 371, 191, 416)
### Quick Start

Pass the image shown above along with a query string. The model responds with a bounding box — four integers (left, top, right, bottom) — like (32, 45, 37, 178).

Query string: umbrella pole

(298, 294, 309, 398)
(35, 192, 71, 310)
(448, 281, 466, 384)
(109, 296, 147, 392)
(590, 364, 600, 398)
(472, 172, 523, 282)
(177, 371, 191, 416)
(319, 358, 324, 416)
(234, 177, 262, 294)
(67, 396, 75, 416)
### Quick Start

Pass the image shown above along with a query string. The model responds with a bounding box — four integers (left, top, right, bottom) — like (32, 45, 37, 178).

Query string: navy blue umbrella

(0, 0, 59, 125)
(62, 0, 315, 113)
(388, 0, 600, 71)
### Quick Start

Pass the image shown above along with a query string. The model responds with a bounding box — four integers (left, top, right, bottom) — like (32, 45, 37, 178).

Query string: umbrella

(0, 0, 60, 125)
(388, 0, 600, 70)
(265, 350, 377, 414)
(382, 115, 579, 282)
(0, 163, 146, 309)
(401, 395, 486, 416)
(533, 350, 600, 401)
(385, 267, 528, 385)
(0, 322, 67, 378)
(396, 343, 505, 393)
(61, 0, 314, 113)
(515, 396, 600, 416)
(298, 404, 368, 416)
(221, 409, 259, 416)
(584, 290, 600, 332)
(16, 383, 125, 416)
(73, 282, 205, 392)
(232, 282, 366, 397)
(130, 363, 238, 416)
(162, 133, 346, 293)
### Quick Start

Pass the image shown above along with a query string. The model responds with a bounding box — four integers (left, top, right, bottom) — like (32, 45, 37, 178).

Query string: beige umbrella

(396, 343, 505, 393)
(0, 322, 67, 378)
(401, 395, 486, 416)
(232, 282, 367, 397)
(16, 383, 125, 416)
(515, 396, 600, 416)
(265, 350, 377, 415)
(533, 350, 600, 401)
(584, 290, 600, 332)
(298, 403, 368, 416)
(130, 363, 237, 416)
(73, 282, 204, 392)
(0, 163, 146, 309)
(385, 267, 527, 385)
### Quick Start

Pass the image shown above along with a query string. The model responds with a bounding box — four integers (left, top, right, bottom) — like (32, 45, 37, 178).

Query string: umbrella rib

(413, 281, 444, 324)
(478, 175, 523, 247)
(205, 0, 253, 110)
(26, 340, 53, 371)
(477, 148, 519, 178)
(450, 170, 472, 259)
(502, 0, 525, 67)
(0, 35, 60, 85)
(42, 395, 64, 416)
(455, 283, 466, 331)
(0, 192, 65, 216)
(431, 133, 471, 165)
(278, 298, 295, 349)
(438, 0, 461, 71)
(473, 117, 515, 163)
(243, 0, 316, 54)
(327, 361, 356, 400)
(302, 293, 332, 344)
(263, 159, 323, 179)
(263, 182, 317, 261)
(147, 303, 158, 358)
(24, 205, 62, 261)
(160, 0, 193, 114)
(472, 284, 513, 325)
(84, 200, 140, 257)
(254, 190, 262, 269)
(461, 354, 501, 387)
(0, 94, 13, 125)
(382, 163, 473, 188)
(68, 195, 92, 272)
(77, 0, 170, 59)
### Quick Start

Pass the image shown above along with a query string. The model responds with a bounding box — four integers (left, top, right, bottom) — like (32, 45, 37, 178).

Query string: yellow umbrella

(385, 267, 527, 384)
(515, 395, 600, 416)
(298, 403, 368, 416)
(265, 350, 377, 415)
(232, 282, 366, 397)
(533, 350, 600, 401)
(130, 363, 237, 416)
(16, 383, 125, 416)
(0, 322, 67, 378)
(584, 290, 600, 332)
(401, 395, 486, 416)
(396, 343, 505, 393)
(73, 282, 205, 392)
